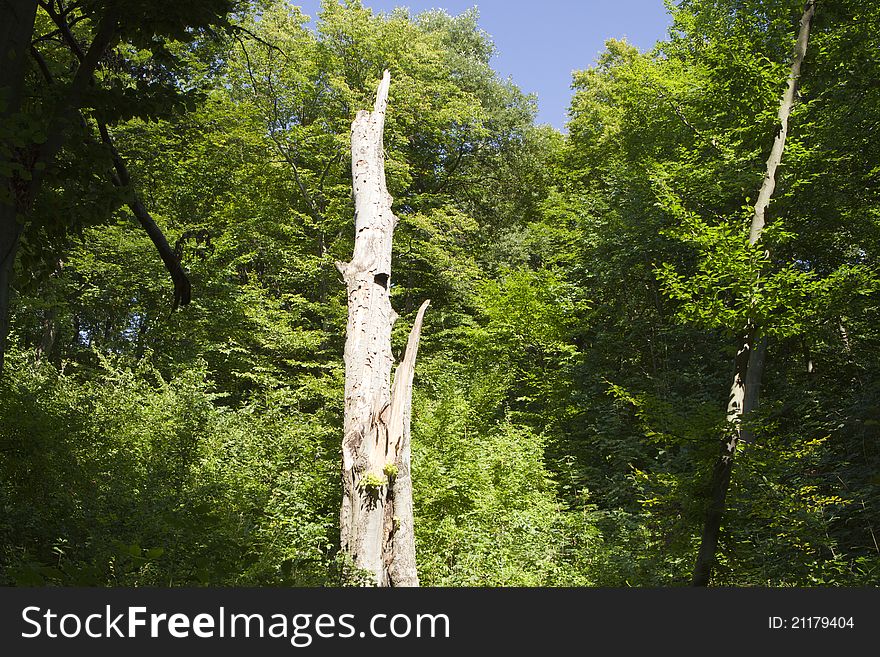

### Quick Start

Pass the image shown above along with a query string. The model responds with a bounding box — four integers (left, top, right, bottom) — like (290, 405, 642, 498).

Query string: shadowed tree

(692, 0, 816, 587)
(0, 0, 234, 371)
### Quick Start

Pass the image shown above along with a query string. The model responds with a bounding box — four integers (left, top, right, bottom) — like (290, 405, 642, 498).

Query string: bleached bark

(749, 0, 815, 244)
(337, 71, 427, 586)
(386, 299, 429, 586)
(692, 0, 814, 587)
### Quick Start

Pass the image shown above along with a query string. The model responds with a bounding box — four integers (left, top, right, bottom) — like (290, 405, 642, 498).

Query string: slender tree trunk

(35, 259, 62, 364)
(692, 0, 815, 587)
(0, 212, 19, 372)
(35, 309, 56, 362)
(336, 71, 427, 587)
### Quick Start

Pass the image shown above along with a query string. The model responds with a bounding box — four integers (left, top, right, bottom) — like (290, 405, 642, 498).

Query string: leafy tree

(4, 0, 879, 589)
(1, 0, 235, 371)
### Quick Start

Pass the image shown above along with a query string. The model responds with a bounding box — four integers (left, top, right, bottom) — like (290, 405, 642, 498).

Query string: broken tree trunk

(692, 0, 815, 587)
(336, 70, 428, 587)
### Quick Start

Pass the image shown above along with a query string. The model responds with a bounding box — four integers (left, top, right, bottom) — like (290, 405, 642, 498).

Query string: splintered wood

(336, 71, 427, 587)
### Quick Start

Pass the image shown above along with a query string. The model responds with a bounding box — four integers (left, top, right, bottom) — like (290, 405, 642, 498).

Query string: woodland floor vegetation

(1, 0, 878, 587)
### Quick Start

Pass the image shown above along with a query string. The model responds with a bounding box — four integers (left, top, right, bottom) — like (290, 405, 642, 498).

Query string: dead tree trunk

(692, 0, 815, 586)
(336, 71, 427, 587)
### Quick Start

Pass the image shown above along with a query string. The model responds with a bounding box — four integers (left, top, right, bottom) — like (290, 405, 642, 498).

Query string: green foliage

(0, 348, 338, 585)
(412, 370, 603, 586)
(358, 472, 388, 494)
(4, 0, 880, 589)
(556, 0, 880, 585)
(4, 0, 593, 589)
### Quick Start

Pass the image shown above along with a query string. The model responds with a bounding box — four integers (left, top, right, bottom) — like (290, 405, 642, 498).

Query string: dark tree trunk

(1, 2, 118, 372)
(0, 0, 39, 372)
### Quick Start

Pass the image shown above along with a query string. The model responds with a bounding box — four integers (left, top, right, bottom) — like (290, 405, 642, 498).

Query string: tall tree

(0, 0, 233, 371)
(1, 0, 42, 372)
(336, 71, 428, 587)
(692, 0, 816, 586)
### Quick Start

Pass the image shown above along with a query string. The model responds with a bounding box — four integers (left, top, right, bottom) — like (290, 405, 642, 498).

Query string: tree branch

(32, 13, 192, 310)
(25, 3, 119, 208)
(232, 32, 325, 224)
(99, 123, 191, 309)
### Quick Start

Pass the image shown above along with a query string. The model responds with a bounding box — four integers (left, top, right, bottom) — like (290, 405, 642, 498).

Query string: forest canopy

(1, 0, 878, 587)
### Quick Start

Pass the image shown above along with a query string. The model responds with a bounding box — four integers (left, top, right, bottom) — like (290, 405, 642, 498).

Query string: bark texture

(692, 0, 815, 587)
(337, 71, 426, 587)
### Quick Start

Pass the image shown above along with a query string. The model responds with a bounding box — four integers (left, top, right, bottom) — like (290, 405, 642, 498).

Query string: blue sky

(290, 1, 672, 129)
